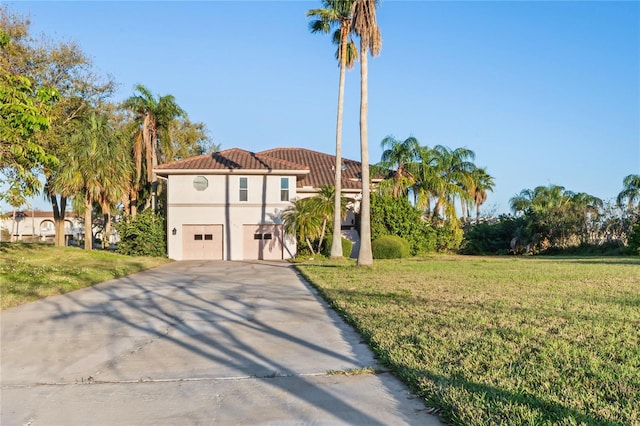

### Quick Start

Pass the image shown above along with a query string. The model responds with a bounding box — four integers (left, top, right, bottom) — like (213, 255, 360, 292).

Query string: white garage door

(182, 225, 223, 260)
(242, 224, 284, 260)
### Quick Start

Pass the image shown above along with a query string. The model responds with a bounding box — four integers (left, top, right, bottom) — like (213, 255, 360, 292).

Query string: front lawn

(296, 256, 640, 425)
(0, 243, 171, 310)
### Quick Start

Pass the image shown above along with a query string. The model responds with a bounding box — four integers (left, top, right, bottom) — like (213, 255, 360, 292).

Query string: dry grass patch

(297, 255, 640, 425)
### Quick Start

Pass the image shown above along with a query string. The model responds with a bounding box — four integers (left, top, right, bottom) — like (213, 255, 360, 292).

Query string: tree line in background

(462, 177, 640, 256)
(304, 0, 638, 259)
(284, 132, 497, 258)
(0, 6, 218, 251)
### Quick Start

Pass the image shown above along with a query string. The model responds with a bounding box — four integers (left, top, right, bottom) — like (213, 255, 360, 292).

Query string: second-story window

(280, 177, 289, 201)
(239, 177, 248, 201)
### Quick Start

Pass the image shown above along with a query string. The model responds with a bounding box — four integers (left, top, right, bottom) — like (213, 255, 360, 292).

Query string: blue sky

(5, 0, 639, 214)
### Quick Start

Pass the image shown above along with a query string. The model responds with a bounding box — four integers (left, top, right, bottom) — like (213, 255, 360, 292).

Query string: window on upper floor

(239, 177, 248, 201)
(280, 177, 289, 201)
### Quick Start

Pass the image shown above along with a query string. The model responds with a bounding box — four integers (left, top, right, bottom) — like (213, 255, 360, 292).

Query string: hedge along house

(154, 147, 365, 261)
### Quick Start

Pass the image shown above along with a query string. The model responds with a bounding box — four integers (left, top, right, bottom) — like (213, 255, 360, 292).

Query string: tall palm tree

(412, 145, 436, 212)
(122, 84, 185, 215)
(52, 112, 129, 250)
(509, 188, 534, 215)
(98, 130, 132, 248)
(571, 191, 603, 244)
(510, 185, 569, 215)
(378, 135, 420, 199)
(353, 0, 381, 266)
(307, 0, 357, 258)
(414, 145, 475, 220)
(617, 174, 640, 210)
(469, 167, 495, 223)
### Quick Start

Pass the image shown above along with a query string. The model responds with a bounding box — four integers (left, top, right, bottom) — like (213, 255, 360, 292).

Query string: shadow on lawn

(537, 256, 640, 266)
(407, 369, 616, 425)
(307, 286, 631, 425)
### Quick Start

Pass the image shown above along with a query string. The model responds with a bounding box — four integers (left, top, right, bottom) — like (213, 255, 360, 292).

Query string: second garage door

(242, 224, 283, 260)
(182, 224, 223, 260)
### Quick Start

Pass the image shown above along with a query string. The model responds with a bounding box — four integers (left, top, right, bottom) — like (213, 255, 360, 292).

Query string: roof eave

(154, 168, 310, 177)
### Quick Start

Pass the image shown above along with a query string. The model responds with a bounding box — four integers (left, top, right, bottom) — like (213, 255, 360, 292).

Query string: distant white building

(0, 211, 82, 244)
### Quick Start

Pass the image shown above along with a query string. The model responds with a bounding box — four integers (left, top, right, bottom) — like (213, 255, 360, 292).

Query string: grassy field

(296, 256, 640, 426)
(0, 242, 171, 310)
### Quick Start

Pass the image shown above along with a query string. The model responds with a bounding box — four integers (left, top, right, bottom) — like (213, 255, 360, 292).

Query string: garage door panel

(182, 225, 223, 260)
(243, 225, 283, 260)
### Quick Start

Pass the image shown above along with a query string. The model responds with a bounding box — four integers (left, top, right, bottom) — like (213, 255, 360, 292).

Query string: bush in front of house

(321, 234, 353, 258)
(370, 193, 437, 255)
(372, 235, 411, 259)
(115, 211, 166, 257)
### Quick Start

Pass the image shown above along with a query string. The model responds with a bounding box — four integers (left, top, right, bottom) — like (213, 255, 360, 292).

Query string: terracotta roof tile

(156, 147, 373, 190)
(156, 148, 309, 172)
(258, 148, 363, 190)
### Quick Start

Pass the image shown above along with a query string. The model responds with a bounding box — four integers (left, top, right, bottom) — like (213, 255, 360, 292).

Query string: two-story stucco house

(155, 147, 365, 261)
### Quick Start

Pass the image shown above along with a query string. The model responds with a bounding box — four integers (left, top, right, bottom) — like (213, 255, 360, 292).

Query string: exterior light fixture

(172, 227, 177, 235)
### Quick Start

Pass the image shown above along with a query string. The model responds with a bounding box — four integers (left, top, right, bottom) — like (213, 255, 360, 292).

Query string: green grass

(0, 242, 171, 310)
(296, 255, 640, 425)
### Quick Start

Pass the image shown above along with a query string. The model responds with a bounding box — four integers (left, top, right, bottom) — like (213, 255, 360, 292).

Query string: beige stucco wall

(165, 174, 297, 260)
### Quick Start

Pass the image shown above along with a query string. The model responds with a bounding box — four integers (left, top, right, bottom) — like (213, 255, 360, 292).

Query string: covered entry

(242, 224, 283, 260)
(182, 224, 223, 260)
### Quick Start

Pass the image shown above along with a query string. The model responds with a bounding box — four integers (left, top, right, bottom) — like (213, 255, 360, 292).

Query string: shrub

(625, 221, 640, 255)
(321, 234, 354, 258)
(372, 235, 411, 259)
(435, 220, 464, 252)
(115, 211, 166, 257)
(370, 193, 437, 255)
(461, 215, 525, 255)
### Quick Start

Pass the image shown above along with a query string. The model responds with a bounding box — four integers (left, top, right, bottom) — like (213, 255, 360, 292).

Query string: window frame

(239, 177, 248, 202)
(280, 177, 289, 202)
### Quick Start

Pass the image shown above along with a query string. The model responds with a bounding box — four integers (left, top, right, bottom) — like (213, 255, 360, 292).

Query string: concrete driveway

(1, 261, 441, 425)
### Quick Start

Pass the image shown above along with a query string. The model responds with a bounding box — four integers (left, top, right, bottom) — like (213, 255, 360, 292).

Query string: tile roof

(155, 148, 310, 172)
(155, 147, 369, 190)
(258, 148, 363, 190)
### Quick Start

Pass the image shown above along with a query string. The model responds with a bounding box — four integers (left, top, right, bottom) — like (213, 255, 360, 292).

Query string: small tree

(115, 210, 166, 257)
(308, 185, 347, 252)
(282, 198, 322, 255)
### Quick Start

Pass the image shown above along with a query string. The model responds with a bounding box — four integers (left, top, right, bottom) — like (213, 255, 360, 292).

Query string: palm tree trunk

(318, 218, 328, 254)
(51, 193, 67, 246)
(150, 121, 159, 213)
(103, 212, 111, 249)
(357, 42, 373, 266)
(130, 186, 138, 218)
(306, 238, 316, 255)
(331, 29, 348, 259)
(432, 198, 443, 221)
(84, 194, 92, 250)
